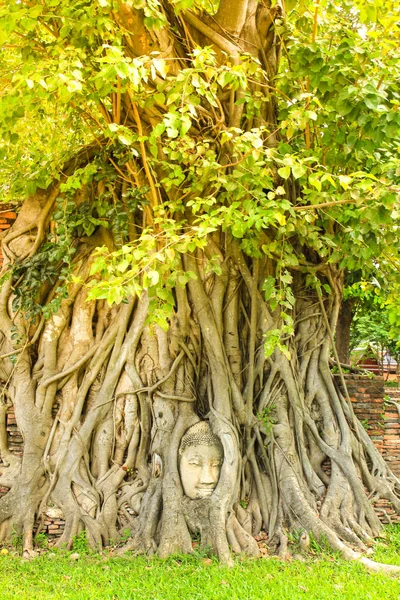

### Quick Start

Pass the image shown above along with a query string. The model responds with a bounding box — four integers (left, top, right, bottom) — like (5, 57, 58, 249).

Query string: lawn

(1, 527, 400, 600)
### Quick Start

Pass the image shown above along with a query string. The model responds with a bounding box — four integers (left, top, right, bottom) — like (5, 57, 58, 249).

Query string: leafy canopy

(0, 0, 399, 324)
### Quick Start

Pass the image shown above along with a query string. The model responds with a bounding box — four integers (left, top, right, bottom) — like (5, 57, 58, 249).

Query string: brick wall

(336, 374, 386, 450)
(5, 409, 23, 456)
(335, 375, 400, 477)
(382, 388, 400, 478)
(335, 374, 400, 524)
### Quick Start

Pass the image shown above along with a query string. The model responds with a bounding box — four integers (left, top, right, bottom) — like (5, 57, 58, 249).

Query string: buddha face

(179, 443, 223, 499)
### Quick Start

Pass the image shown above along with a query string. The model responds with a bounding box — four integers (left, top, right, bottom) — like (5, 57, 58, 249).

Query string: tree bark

(0, 0, 399, 573)
(336, 298, 355, 365)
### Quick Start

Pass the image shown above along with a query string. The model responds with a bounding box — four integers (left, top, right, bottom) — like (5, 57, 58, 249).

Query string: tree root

(0, 196, 400, 567)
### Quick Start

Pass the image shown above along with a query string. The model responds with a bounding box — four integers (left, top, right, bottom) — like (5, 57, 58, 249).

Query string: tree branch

(183, 12, 240, 60)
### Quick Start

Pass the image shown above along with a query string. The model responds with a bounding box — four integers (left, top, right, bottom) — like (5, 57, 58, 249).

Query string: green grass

(1, 528, 400, 600)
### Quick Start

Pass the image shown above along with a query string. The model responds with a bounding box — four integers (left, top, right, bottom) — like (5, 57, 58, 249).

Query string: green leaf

(115, 63, 129, 79)
(117, 259, 130, 273)
(153, 92, 165, 105)
(364, 95, 378, 110)
(180, 114, 191, 137)
(279, 344, 291, 360)
(264, 329, 281, 358)
(308, 175, 322, 192)
(338, 175, 353, 190)
(232, 222, 246, 238)
(278, 166, 291, 180)
(146, 270, 160, 286)
(291, 164, 307, 179)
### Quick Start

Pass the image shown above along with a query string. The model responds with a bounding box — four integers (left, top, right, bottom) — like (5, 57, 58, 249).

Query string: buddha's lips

(197, 487, 214, 496)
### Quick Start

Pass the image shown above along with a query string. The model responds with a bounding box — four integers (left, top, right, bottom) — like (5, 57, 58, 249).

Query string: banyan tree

(0, 0, 400, 569)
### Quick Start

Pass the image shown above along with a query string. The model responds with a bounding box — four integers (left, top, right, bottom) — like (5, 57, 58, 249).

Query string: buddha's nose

(200, 463, 215, 485)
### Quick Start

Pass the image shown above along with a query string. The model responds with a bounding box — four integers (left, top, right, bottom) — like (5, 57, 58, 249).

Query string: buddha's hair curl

(178, 421, 223, 456)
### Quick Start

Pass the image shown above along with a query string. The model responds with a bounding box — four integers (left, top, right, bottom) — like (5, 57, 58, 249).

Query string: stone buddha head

(178, 421, 224, 500)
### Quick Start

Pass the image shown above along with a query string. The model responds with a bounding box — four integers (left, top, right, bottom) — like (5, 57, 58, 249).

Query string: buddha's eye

(188, 460, 202, 466)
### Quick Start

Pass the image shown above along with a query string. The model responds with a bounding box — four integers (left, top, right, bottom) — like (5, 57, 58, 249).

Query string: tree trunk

(1, 208, 399, 563)
(336, 298, 355, 365)
(0, 0, 399, 571)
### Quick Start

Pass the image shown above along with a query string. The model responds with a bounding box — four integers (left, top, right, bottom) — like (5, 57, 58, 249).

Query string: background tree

(349, 281, 400, 379)
(336, 296, 356, 365)
(0, 0, 400, 569)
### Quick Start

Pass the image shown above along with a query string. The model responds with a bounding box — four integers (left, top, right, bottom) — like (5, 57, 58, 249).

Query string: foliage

(349, 280, 400, 369)
(34, 533, 48, 550)
(257, 404, 276, 437)
(0, 0, 399, 346)
(70, 531, 91, 555)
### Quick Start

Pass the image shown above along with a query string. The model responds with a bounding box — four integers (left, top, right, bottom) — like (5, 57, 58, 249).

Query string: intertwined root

(0, 194, 399, 570)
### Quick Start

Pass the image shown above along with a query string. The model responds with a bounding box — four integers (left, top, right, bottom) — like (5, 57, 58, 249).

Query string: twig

(328, 357, 370, 375)
(294, 198, 358, 211)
